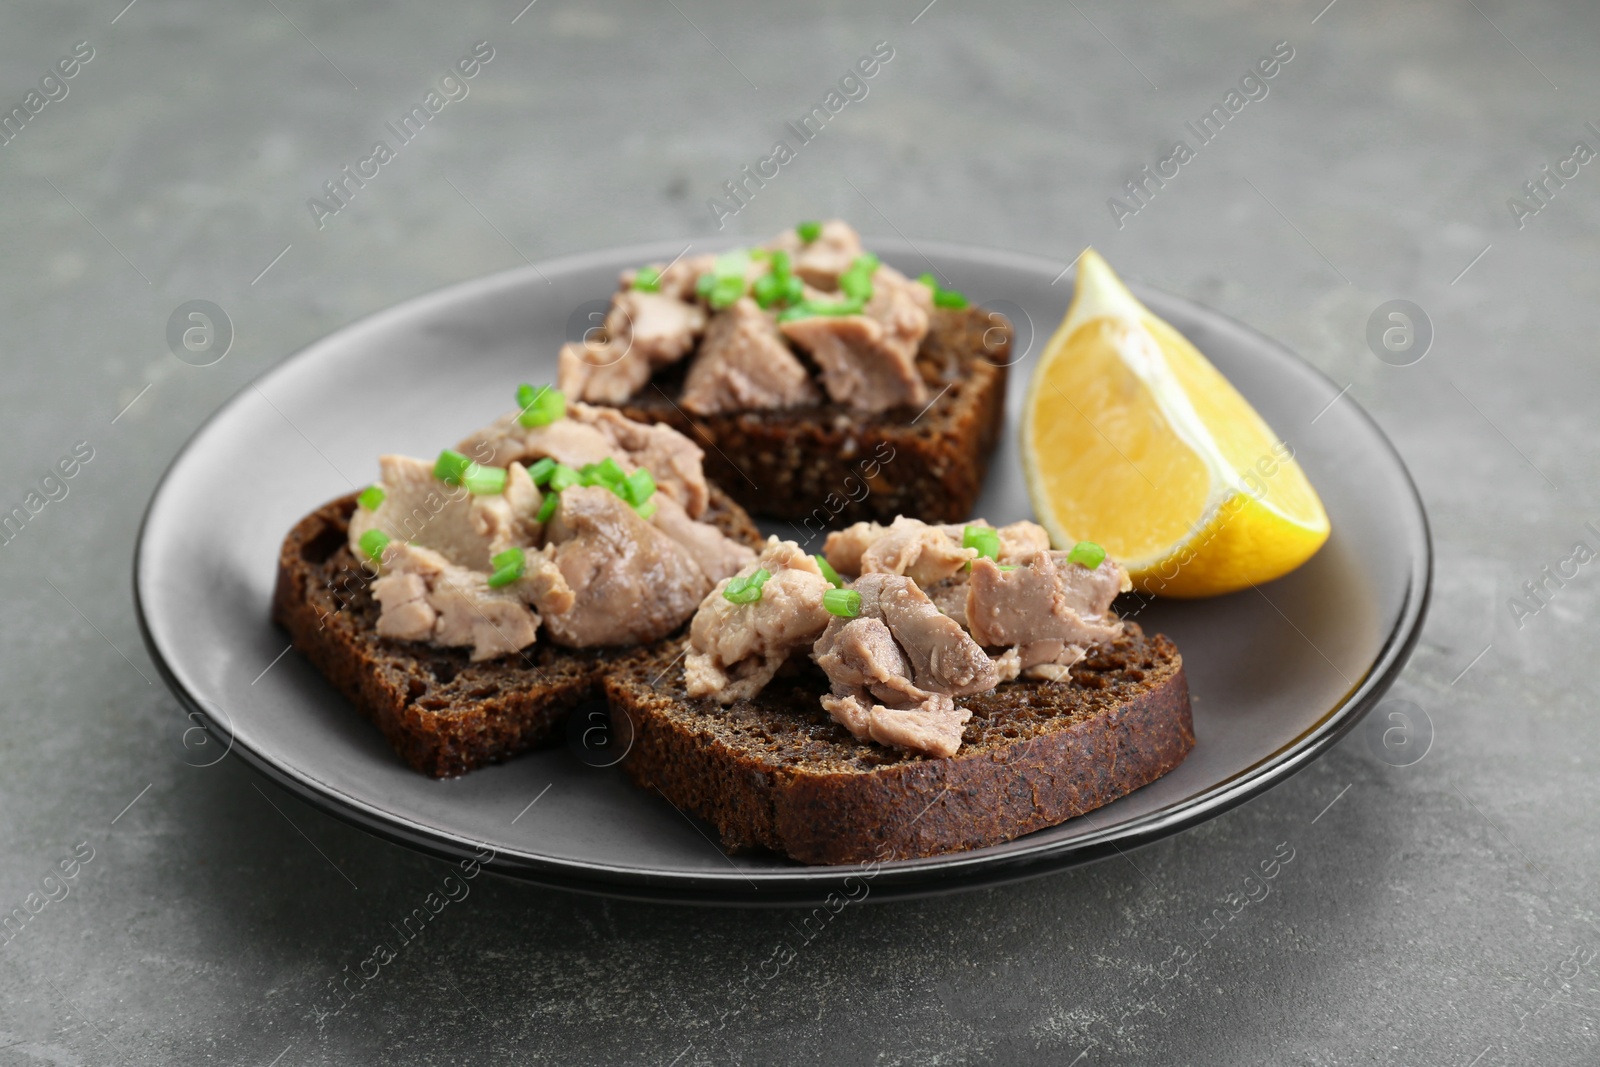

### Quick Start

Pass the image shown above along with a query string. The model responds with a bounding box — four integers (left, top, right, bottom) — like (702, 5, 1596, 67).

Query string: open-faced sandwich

(556, 220, 1010, 527)
(272, 389, 762, 777)
(608, 519, 1192, 864)
(264, 240, 1347, 868)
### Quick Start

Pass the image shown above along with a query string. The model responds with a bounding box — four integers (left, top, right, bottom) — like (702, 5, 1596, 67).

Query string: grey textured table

(2, 1, 1596, 1063)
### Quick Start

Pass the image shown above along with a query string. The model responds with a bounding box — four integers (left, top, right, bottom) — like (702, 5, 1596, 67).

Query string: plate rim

(132, 237, 1433, 907)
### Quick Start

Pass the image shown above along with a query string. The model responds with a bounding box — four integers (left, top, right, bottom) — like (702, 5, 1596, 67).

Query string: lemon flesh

(1020, 249, 1330, 598)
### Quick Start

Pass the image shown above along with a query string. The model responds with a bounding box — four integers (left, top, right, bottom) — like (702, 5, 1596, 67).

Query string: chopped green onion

(434, 449, 472, 486)
(755, 261, 806, 309)
(797, 220, 822, 243)
(837, 254, 879, 303)
(579, 458, 628, 492)
(962, 524, 1000, 562)
(696, 246, 810, 308)
(535, 492, 559, 524)
(527, 457, 557, 486)
(1067, 541, 1107, 569)
(839, 270, 872, 302)
(916, 272, 970, 310)
(999, 564, 1019, 572)
(634, 499, 658, 520)
(814, 554, 844, 588)
(713, 249, 752, 276)
(462, 464, 508, 495)
(708, 273, 746, 309)
(634, 266, 661, 292)
(358, 528, 390, 562)
(516, 382, 542, 415)
(579, 470, 614, 495)
(516, 383, 565, 428)
(624, 468, 656, 506)
(777, 297, 865, 323)
(722, 568, 772, 604)
(358, 485, 386, 511)
(547, 464, 583, 492)
(751, 272, 783, 309)
(487, 546, 526, 588)
(822, 588, 862, 618)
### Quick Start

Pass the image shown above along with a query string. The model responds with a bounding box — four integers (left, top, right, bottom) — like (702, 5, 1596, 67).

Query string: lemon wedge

(1020, 249, 1330, 597)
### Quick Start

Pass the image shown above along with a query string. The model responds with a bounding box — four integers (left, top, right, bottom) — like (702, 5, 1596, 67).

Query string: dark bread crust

(613, 307, 1009, 525)
(607, 626, 1193, 865)
(271, 489, 763, 779)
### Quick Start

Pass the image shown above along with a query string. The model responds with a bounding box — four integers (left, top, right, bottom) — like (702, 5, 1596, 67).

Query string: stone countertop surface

(1, 1, 1596, 1063)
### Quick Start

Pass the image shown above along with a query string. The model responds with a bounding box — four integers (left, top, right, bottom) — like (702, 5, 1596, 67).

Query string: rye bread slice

(606, 625, 1193, 865)
(271, 488, 763, 778)
(613, 306, 1009, 527)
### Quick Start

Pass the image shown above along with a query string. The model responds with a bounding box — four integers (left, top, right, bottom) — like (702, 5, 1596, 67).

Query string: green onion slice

(527, 457, 557, 486)
(722, 568, 772, 605)
(535, 492, 558, 524)
(797, 220, 822, 242)
(916, 272, 970, 310)
(777, 297, 865, 323)
(700, 247, 755, 308)
(434, 449, 472, 486)
(634, 499, 658, 520)
(624, 468, 656, 506)
(633, 266, 662, 292)
(595, 456, 628, 487)
(708, 273, 746, 310)
(547, 464, 583, 492)
(358, 528, 391, 562)
(516, 383, 566, 428)
(751, 273, 782, 309)
(462, 464, 508, 495)
(836, 253, 879, 304)
(814, 554, 844, 588)
(486, 546, 526, 588)
(962, 524, 1000, 562)
(838, 270, 872, 302)
(1067, 541, 1107, 569)
(822, 588, 862, 618)
(358, 485, 386, 511)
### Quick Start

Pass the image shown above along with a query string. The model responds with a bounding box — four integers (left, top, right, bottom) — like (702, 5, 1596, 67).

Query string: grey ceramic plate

(134, 239, 1430, 906)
